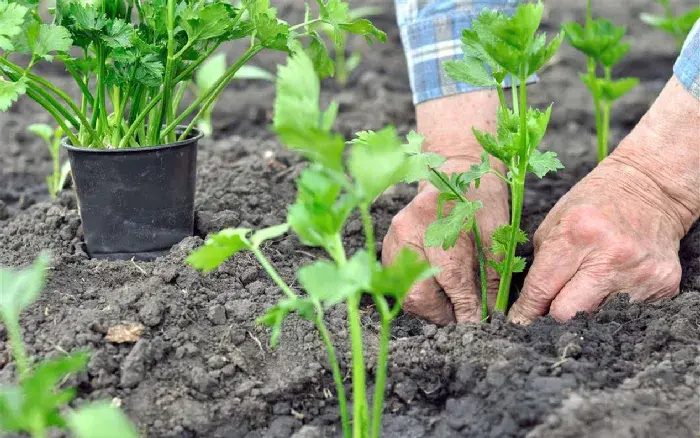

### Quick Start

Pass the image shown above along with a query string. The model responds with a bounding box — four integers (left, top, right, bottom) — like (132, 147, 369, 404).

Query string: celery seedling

(312, 5, 383, 85)
(436, 2, 564, 316)
(28, 123, 71, 199)
(0, 255, 139, 438)
(564, 0, 639, 161)
(640, 0, 700, 49)
(0, 0, 384, 149)
(188, 49, 438, 438)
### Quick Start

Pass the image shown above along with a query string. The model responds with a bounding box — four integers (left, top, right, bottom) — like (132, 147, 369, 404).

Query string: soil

(1, 1, 699, 437)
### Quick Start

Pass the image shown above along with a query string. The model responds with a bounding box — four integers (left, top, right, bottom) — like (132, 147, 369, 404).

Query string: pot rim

(61, 126, 204, 154)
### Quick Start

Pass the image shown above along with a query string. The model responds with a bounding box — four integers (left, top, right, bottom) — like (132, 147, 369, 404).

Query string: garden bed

(1, 0, 699, 437)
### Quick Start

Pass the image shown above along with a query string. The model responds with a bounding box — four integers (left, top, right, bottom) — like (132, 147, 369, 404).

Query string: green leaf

(250, 224, 290, 248)
(28, 123, 54, 144)
(234, 65, 276, 81)
(196, 52, 227, 92)
(257, 297, 315, 347)
(186, 229, 253, 273)
(444, 57, 496, 87)
(527, 31, 563, 76)
(28, 24, 72, 61)
(338, 19, 386, 44)
(599, 41, 630, 68)
(298, 251, 371, 307)
(512, 256, 526, 273)
(0, 352, 89, 433)
(0, 78, 26, 111)
(252, 10, 290, 51)
(459, 152, 492, 189)
(490, 225, 527, 256)
(68, 402, 139, 438)
(0, 254, 48, 326)
(401, 131, 446, 183)
(582, 75, 639, 102)
(349, 126, 408, 200)
(103, 18, 133, 49)
(526, 105, 553, 152)
(180, 2, 234, 42)
(371, 248, 438, 301)
(424, 200, 482, 250)
(287, 168, 355, 248)
(528, 150, 563, 178)
(273, 51, 344, 171)
(473, 127, 511, 163)
(0, 1, 28, 50)
(563, 18, 626, 61)
(305, 33, 335, 79)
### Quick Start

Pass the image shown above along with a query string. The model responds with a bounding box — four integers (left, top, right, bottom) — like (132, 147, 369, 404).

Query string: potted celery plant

(0, 0, 384, 260)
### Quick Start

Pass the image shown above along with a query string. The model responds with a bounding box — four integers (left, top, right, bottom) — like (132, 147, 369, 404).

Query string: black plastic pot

(63, 128, 203, 261)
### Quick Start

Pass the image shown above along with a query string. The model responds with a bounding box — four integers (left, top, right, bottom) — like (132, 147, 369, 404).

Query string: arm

(509, 21, 700, 323)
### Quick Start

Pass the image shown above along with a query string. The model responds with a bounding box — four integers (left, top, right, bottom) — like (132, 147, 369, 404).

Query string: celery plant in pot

(0, 0, 385, 260)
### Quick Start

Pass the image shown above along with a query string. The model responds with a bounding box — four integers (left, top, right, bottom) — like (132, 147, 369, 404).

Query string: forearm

(416, 90, 505, 171)
(607, 76, 700, 239)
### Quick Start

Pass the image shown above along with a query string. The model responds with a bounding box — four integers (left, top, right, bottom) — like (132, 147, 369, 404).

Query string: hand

(383, 158, 509, 324)
(510, 77, 700, 323)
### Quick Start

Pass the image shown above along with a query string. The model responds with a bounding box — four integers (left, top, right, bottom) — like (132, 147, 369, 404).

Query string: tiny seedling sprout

(28, 123, 71, 199)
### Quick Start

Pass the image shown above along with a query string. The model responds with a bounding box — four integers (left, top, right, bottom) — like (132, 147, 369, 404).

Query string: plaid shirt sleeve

(674, 19, 700, 100)
(395, 0, 523, 104)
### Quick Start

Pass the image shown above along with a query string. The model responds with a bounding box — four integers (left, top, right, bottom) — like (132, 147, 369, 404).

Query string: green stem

(169, 45, 262, 141)
(155, 0, 177, 144)
(496, 83, 507, 109)
(289, 18, 323, 31)
(6, 322, 28, 379)
(587, 58, 605, 162)
(0, 59, 96, 143)
(251, 247, 296, 300)
(495, 75, 529, 313)
(119, 42, 221, 147)
(314, 306, 351, 438)
(598, 66, 612, 161)
(359, 204, 375, 260)
(328, 234, 368, 437)
(473, 222, 489, 322)
(96, 45, 109, 136)
(370, 300, 391, 438)
(347, 293, 368, 437)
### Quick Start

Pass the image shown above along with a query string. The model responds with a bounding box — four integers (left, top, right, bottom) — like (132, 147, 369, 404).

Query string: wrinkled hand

(510, 77, 700, 323)
(383, 158, 509, 324)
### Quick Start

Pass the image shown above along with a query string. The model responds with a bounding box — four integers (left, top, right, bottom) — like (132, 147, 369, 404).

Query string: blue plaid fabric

(674, 19, 700, 100)
(394, 0, 522, 104)
(396, 2, 700, 104)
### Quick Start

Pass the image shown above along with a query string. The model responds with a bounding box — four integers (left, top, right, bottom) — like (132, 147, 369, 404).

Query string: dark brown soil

(1, 1, 699, 437)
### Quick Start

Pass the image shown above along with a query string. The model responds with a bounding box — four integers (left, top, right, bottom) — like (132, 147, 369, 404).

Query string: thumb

(509, 241, 582, 324)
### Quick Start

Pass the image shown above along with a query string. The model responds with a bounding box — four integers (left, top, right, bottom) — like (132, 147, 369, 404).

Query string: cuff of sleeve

(398, 7, 535, 105)
(673, 19, 700, 100)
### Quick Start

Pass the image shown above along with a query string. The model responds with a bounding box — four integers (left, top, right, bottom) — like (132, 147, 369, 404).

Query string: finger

(426, 245, 480, 323)
(548, 270, 611, 321)
(509, 241, 583, 324)
(403, 277, 456, 326)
